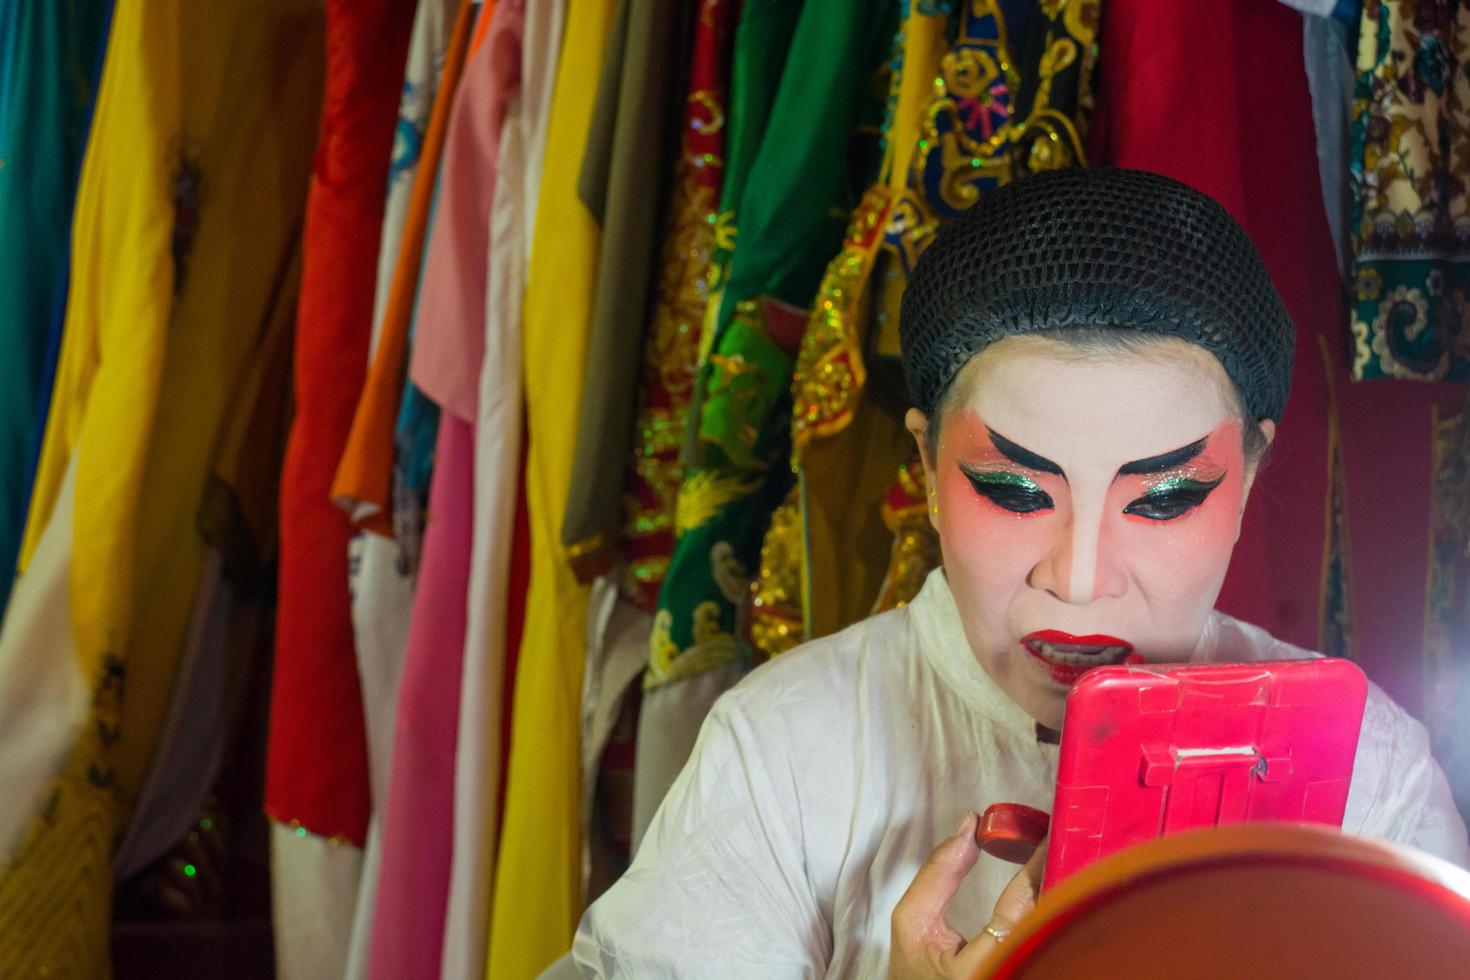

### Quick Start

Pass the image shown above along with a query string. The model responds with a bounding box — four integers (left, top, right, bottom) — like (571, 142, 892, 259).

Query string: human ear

(906, 407, 941, 531)
(1238, 418, 1277, 514)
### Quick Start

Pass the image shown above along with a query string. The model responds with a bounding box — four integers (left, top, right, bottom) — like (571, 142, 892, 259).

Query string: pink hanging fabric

(365, 5, 525, 976)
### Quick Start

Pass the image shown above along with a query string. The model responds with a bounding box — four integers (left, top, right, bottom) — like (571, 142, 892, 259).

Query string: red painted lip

(1020, 631, 1138, 686)
(1020, 630, 1135, 651)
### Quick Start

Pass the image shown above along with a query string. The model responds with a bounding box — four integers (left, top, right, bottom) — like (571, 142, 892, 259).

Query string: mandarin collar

(908, 568, 1043, 738)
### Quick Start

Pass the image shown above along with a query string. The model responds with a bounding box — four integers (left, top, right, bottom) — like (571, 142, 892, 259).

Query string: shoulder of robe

(1205, 613, 1431, 781)
(719, 605, 918, 730)
(1202, 610, 1321, 663)
(1356, 679, 1435, 783)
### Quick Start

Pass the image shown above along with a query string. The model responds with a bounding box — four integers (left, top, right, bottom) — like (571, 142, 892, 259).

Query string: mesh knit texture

(899, 168, 1295, 421)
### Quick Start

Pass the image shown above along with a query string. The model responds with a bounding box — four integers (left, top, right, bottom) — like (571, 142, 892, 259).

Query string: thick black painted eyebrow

(1117, 436, 1208, 475)
(986, 428, 1063, 475)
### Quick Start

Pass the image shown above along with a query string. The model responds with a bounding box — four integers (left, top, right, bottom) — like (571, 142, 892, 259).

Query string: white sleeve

(572, 691, 831, 979)
(1345, 689, 1470, 868)
(1407, 752, 1470, 867)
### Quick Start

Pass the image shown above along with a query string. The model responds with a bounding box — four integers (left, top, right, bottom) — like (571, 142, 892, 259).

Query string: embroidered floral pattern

(617, 4, 733, 611)
(1349, 0, 1470, 380)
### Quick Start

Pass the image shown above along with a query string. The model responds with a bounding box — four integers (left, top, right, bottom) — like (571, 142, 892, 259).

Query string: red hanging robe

(1094, 0, 1334, 657)
(266, 0, 417, 844)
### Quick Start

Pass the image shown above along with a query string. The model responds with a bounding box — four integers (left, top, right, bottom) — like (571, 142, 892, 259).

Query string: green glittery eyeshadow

(960, 468, 1043, 492)
(1144, 476, 1223, 496)
(959, 465, 1054, 514)
(1123, 473, 1226, 521)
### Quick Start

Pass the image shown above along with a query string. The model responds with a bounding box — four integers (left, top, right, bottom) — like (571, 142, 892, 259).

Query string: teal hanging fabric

(0, 0, 113, 608)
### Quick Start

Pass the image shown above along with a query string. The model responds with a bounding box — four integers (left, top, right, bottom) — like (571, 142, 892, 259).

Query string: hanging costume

(367, 1, 525, 974)
(442, 1, 566, 976)
(0, 0, 111, 612)
(483, 0, 615, 974)
(560, 0, 696, 581)
(266, 0, 414, 975)
(339, 2, 471, 977)
(0, 0, 323, 973)
(634, 0, 898, 843)
(624, 0, 804, 843)
(1348, 0, 1470, 382)
(572, 0, 740, 894)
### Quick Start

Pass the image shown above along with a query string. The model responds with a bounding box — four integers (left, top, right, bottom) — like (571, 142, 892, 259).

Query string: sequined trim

(791, 188, 894, 461)
(646, 603, 742, 688)
(265, 816, 360, 848)
(567, 532, 608, 561)
(749, 486, 805, 657)
(872, 457, 942, 613)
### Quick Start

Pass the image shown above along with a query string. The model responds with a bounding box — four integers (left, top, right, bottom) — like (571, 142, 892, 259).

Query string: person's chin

(1018, 681, 1067, 731)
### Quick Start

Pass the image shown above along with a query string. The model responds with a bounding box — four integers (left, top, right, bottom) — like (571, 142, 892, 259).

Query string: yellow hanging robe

(485, 0, 616, 975)
(781, 7, 949, 641)
(0, 0, 323, 974)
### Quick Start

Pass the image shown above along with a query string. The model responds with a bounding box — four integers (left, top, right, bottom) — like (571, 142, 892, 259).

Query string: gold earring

(929, 488, 939, 517)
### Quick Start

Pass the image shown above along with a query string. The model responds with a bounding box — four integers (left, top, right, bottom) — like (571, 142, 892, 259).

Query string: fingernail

(952, 811, 975, 837)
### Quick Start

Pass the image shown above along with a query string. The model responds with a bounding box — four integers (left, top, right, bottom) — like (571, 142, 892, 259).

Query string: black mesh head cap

(899, 167, 1295, 423)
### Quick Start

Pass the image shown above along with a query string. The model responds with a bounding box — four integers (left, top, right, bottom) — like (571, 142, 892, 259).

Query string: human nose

(1027, 502, 1126, 604)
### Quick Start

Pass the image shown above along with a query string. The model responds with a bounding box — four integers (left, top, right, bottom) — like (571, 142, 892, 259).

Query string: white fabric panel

(439, 4, 567, 977)
(0, 455, 88, 867)
(271, 821, 364, 980)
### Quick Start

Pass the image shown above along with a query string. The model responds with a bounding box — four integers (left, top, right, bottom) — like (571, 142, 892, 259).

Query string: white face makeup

(909, 335, 1271, 730)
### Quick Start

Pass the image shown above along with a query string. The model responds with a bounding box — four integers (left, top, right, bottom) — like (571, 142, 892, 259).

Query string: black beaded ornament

(899, 167, 1295, 422)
